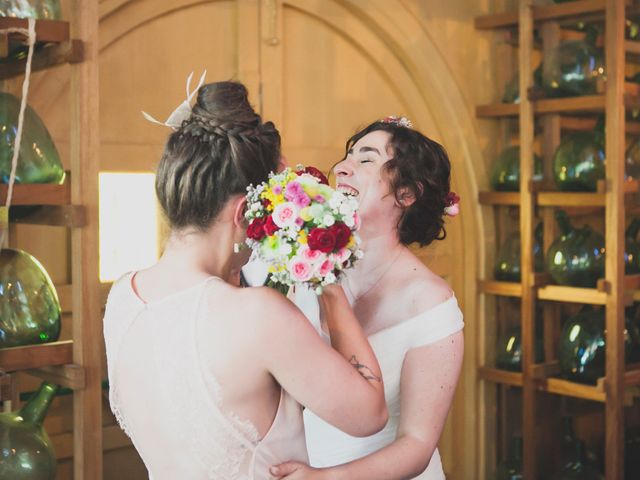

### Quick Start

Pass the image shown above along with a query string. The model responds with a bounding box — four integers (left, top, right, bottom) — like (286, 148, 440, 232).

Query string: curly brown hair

(343, 121, 452, 246)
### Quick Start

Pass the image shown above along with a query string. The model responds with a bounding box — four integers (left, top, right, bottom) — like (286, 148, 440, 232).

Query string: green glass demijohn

(0, 248, 61, 348)
(0, 1, 61, 20)
(495, 436, 523, 480)
(502, 65, 543, 104)
(496, 324, 545, 371)
(490, 146, 543, 192)
(494, 223, 544, 281)
(557, 307, 634, 385)
(546, 210, 604, 288)
(549, 440, 604, 480)
(542, 28, 605, 98)
(553, 131, 605, 192)
(0, 381, 58, 480)
(625, 218, 640, 275)
(0, 92, 64, 186)
(625, 136, 640, 180)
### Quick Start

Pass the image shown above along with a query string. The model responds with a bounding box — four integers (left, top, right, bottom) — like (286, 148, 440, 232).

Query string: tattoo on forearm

(349, 355, 382, 382)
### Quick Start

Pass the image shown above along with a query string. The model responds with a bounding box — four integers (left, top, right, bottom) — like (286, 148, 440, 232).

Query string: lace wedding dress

(303, 295, 464, 480)
(103, 273, 308, 479)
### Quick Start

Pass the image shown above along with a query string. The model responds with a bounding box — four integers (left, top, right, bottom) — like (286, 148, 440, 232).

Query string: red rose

(329, 222, 352, 251)
(262, 198, 272, 210)
(263, 215, 280, 236)
(308, 227, 337, 253)
(247, 217, 266, 241)
(297, 166, 329, 185)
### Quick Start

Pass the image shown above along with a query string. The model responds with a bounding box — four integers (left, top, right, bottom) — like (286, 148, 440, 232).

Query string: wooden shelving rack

(0, 2, 102, 479)
(476, 1, 636, 479)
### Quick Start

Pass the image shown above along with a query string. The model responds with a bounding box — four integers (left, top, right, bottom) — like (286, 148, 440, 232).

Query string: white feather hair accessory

(142, 70, 207, 130)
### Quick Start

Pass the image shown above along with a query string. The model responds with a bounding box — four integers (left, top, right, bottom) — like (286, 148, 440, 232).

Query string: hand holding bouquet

(244, 166, 363, 295)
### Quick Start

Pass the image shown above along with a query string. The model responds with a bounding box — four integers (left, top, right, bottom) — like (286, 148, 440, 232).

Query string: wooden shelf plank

(0, 18, 69, 44)
(477, 96, 606, 118)
(478, 191, 520, 205)
(479, 366, 524, 387)
(0, 183, 70, 205)
(10, 205, 85, 227)
(537, 191, 606, 207)
(0, 340, 73, 372)
(539, 376, 606, 402)
(26, 364, 85, 389)
(536, 95, 606, 114)
(476, 103, 519, 117)
(537, 285, 607, 304)
(0, 39, 83, 80)
(478, 279, 523, 297)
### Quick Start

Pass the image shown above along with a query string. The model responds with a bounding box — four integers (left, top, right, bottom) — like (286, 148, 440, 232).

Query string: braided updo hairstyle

(155, 81, 280, 230)
(344, 121, 451, 247)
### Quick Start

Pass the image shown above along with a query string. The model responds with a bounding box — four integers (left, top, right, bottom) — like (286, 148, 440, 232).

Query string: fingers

(270, 462, 301, 477)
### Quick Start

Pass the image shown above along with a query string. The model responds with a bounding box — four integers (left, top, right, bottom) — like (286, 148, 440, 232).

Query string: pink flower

(293, 192, 311, 208)
(273, 185, 283, 195)
(444, 203, 460, 217)
(314, 195, 326, 204)
(284, 181, 303, 201)
(300, 245, 323, 263)
(289, 258, 313, 281)
(318, 259, 334, 277)
(273, 202, 299, 228)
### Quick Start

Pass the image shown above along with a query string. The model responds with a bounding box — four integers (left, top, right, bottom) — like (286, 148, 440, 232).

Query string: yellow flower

(298, 230, 308, 244)
(300, 207, 313, 222)
(346, 236, 355, 249)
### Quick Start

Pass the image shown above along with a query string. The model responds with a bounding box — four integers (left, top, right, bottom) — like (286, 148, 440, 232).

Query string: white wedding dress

(303, 293, 464, 479)
(103, 273, 308, 479)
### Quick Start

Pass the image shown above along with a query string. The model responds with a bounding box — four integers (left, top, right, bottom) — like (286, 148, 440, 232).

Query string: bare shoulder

(389, 251, 454, 317)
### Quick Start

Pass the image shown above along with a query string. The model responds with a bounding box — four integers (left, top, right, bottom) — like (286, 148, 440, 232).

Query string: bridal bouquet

(244, 166, 363, 295)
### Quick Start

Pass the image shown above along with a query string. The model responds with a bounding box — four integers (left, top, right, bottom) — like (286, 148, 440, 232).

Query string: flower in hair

(381, 115, 413, 128)
(444, 192, 460, 217)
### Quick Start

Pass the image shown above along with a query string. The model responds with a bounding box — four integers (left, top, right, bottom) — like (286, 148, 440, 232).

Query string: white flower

(323, 214, 335, 227)
(329, 191, 347, 209)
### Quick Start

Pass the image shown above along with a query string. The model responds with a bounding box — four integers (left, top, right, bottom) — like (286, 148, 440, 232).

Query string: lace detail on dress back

(104, 274, 262, 479)
(151, 277, 260, 479)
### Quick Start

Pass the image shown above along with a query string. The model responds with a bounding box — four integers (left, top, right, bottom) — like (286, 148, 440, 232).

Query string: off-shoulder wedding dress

(303, 293, 463, 480)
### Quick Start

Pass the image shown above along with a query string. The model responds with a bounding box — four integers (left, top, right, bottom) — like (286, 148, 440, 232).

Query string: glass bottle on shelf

(557, 307, 634, 384)
(0, 92, 65, 186)
(494, 223, 544, 282)
(0, 248, 61, 348)
(490, 146, 543, 192)
(0, 0, 61, 19)
(625, 218, 640, 275)
(0, 381, 58, 479)
(495, 323, 544, 371)
(552, 131, 605, 192)
(542, 27, 605, 98)
(550, 440, 604, 480)
(495, 436, 523, 480)
(546, 210, 605, 288)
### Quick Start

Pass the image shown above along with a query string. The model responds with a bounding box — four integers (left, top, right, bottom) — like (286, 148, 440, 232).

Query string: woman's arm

(255, 285, 387, 437)
(272, 330, 464, 480)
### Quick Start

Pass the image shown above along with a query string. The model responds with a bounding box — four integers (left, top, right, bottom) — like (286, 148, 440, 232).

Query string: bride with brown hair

(103, 81, 387, 480)
(272, 117, 464, 480)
